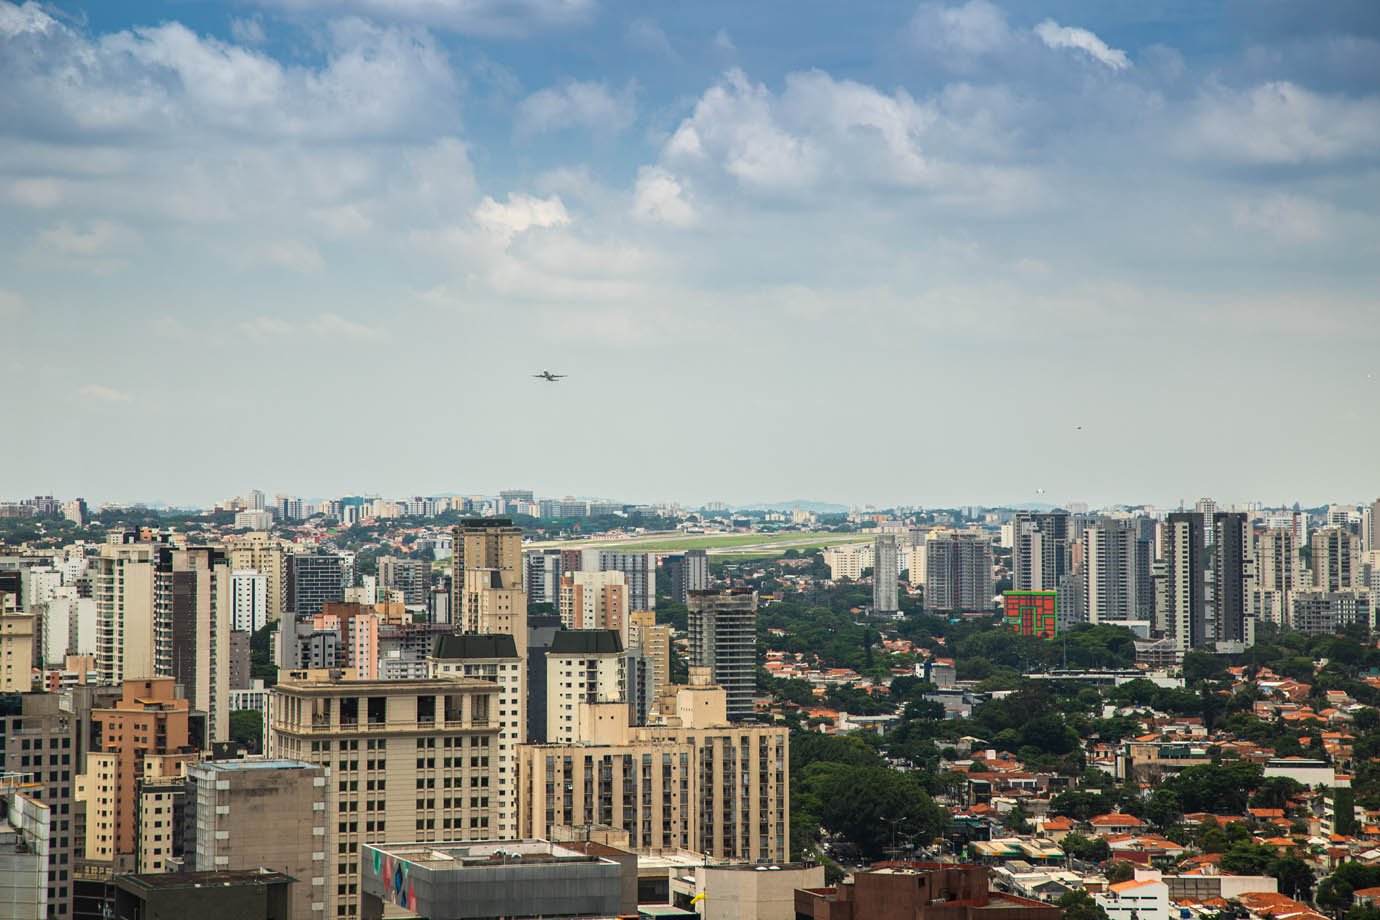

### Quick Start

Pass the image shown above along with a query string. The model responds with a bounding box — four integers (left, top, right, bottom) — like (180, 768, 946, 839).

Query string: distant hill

(736, 500, 850, 514)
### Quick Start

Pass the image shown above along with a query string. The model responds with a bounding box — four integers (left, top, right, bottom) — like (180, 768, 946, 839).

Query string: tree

(229, 709, 263, 754)
(1061, 833, 1111, 862)
(801, 763, 947, 861)
(1271, 856, 1315, 901)
(1056, 890, 1108, 920)
(1105, 861, 1136, 884)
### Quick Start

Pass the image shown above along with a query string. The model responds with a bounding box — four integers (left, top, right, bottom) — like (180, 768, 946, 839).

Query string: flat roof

(116, 869, 294, 892)
(363, 839, 616, 870)
(193, 759, 318, 773)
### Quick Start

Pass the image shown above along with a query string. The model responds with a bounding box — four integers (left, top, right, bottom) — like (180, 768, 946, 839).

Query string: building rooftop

(363, 839, 615, 870)
(550, 630, 624, 655)
(432, 634, 519, 660)
(115, 869, 294, 892)
(191, 759, 319, 773)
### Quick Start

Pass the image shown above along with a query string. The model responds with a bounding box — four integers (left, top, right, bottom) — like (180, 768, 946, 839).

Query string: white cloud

(1180, 82, 1380, 166)
(228, 16, 266, 45)
(312, 312, 382, 341)
(473, 193, 571, 238)
(713, 29, 735, 53)
(24, 219, 140, 273)
(625, 18, 675, 57)
(1034, 20, 1131, 71)
(515, 80, 636, 136)
(1232, 194, 1330, 242)
(248, 0, 594, 37)
(10, 177, 66, 208)
(241, 313, 383, 340)
(631, 166, 696, 226)
(260, 240, 325, 273)
(241, 316, 295, 338)
(912, 0, 1010, 56)
(78, 384, 131, 403)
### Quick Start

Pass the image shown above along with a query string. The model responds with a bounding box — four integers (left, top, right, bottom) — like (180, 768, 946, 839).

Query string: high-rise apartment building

(1313, 527, 1360, 592)
(225, 532, 289, 625)
(1213, 512, 1252, 644)
(546, 630, 628, 743)
(558, 571, 630, 642)
(924, 530, 994, 615)
(516, 670, 789, 863)
(1162, 512, 1206, 653)
(1254, 527, 1296, 627)
(687, 589, 757, 722)
(184, 759, 328, 920)
(1367, 499, 1380, 553)
(288, 553, 349, 619)
(873, 535, 899, 613)
(522, 549, 564, 607)
(628, 610, 671, 707)
(230, 570, 268, 633)
(451, 519, 527, 655)
(585, 551, 656, 612)
(94, 535, 161, 687)
(665, 550, 709, 605)
(76, 678, 196, 872)
(376, 557, 431, 608)
(266, 673, 502, 920)
(1, 610, 34, 691)
(155, 545, 232, 740)
(1012, 511, 1070, 591)
(1084, 518, 1139, 624)
(427, 635, 524, 839)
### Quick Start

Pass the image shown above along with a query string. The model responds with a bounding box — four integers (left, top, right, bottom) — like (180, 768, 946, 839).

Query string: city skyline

(2, 0, 1378, 506)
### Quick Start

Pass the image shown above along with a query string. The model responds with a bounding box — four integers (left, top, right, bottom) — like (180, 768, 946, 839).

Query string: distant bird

(1075, 425, 1083, 430)
(1036, 488, 1046, 495)
(533, 370, 566, 382)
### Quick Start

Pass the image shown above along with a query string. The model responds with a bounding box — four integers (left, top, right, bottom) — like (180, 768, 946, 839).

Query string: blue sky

(2, 0, 1378, 509)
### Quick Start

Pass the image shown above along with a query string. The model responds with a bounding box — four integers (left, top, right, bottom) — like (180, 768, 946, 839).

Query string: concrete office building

(924, 531, 994, 615)
(184, 759, 328, 920)
(1, 777, 51, 920)
(1314, 527, 1360, 592)
(360, 839, 623, 920)
(546, 631, 627, 744)
(1291, 590, 1374, 635)
(687, 589, 757, 722)
(289, 554, 349, 619)
(1, 687, 119, 917)
(874, 535, 899, 613)
(230, 570, 268, 633)
(110, 870, 294, 920)
(516, 672, 789, 863)
(559, 571, 630, 642)
(266, 673, 502, 920)
(524, 616, 563, 744)
(225, 533, 289, 625)
(665, 550, 709, 605)
(822, 544, 870, 581)
(377, 557, 431, 608)
(427, 635, 525, 839)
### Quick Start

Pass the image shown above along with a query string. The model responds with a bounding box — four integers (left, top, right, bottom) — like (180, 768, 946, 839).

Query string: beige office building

(185, 759, 329, 920)
(517, 671, 789, 864)
(547, 630, 627, 744)
(225, 532, 290, 625)
(451, 519, 527, 649)
(267, 673, 502, 920)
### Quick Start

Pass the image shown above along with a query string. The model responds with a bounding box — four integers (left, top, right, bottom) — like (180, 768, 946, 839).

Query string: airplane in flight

(533, 370, 566, 382)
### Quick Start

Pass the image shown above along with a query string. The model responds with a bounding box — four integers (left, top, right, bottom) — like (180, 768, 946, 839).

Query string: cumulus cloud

(1034, 20, 1131, 71)
(78, 384, 132, 403)
(1232, 193, 1330, 242)
(473, 193, 571, 238)
(228, 15, 266, 45)
(626, 18, 675, 57)
(241, 313, 383, 340)
(515, 80, 637, 136)
(1180, 81, 1380, 166)
(911, 0, 1011, 57)
(25, 220, 140, 273)
(248, 0, 594, 37)
(631, 166, 696, 226)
